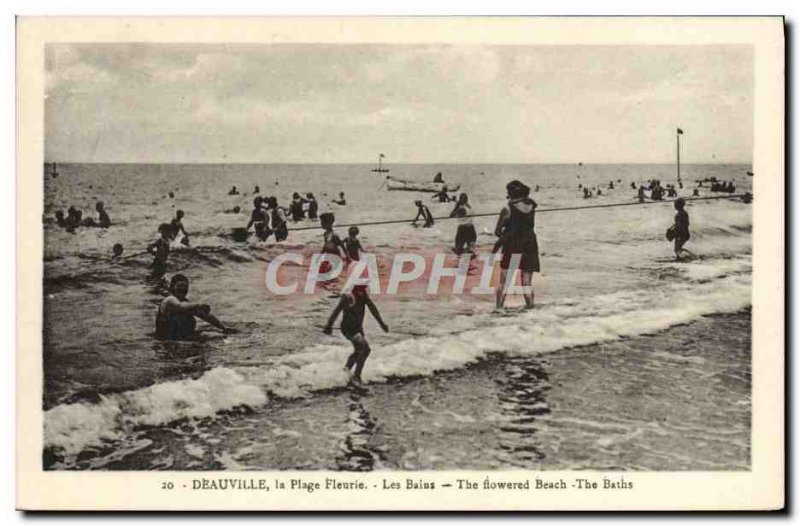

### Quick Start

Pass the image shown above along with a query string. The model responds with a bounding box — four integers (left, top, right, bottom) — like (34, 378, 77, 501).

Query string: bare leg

(495, 269, 508, 309)
(521, 270, 534, 309)
(351, 334, 371, 381)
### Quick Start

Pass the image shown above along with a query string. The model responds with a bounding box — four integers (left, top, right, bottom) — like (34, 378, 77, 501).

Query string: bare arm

(366, 299, 388, 332)
(196, 310, 229, 332)
(494, 207, 510, 237)
(323, 298, 345, 334)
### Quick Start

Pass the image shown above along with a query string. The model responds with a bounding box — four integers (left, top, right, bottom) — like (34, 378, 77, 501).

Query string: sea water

(42, 163, 752, 469)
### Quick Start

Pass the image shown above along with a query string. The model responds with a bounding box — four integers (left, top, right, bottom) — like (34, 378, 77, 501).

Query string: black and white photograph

(16, 15, 784, 511)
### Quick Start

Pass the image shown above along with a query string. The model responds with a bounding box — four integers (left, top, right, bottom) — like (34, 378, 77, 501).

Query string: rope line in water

(286, 193, 752, 232)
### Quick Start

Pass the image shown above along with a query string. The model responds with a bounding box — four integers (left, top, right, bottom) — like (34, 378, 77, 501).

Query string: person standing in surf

(318, 212, 346, 275)
(323, 285, 389, 384)
(95, 201, 111, 228)
(265, 196, 289, 242)
(412, 200, 435, 228)
(450, 193, 476, 255)
(169, 210, 189, 245)
(671, 197, 694, 261)
(306, 192, 319, 220)
(343, 226, 363, 265)
(289, 192, 307, 222)
(494, 180, 539, 310)
(245, 196, 271, 241)
(147, 223, 173, 281)
(155, 274, 236, 341)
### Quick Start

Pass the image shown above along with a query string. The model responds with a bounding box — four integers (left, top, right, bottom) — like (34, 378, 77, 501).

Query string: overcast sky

(45, 44, 753, 164)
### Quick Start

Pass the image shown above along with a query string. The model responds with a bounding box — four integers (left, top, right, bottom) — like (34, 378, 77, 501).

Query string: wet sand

(53, 309, 749, 471)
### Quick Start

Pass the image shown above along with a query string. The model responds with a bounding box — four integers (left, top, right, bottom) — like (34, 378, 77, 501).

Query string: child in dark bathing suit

(672, 198, 695, 261)
(323, 285, 388, 383)
(155, 274, 235, 341)
(343, 226, 363, 264)
(319, 212, 346, 275)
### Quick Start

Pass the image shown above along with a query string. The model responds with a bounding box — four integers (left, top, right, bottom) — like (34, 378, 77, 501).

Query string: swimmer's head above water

(320, 212, 335, 230)
(169, 273, 190, 299)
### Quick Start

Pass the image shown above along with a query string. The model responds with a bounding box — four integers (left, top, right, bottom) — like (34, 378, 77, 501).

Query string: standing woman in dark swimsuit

(494, 180, 540, 310)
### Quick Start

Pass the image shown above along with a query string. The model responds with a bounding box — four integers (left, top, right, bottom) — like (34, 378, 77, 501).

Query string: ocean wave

(44, 258, 751, 459)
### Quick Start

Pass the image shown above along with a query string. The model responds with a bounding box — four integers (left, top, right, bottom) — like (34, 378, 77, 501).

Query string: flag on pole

(677, 128, 684, 134)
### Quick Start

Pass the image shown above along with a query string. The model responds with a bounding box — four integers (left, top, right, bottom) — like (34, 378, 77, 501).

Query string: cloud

(44, 44, 753, 164)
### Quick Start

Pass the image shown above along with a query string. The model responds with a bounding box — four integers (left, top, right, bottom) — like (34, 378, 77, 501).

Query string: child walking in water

(323, 285, 389, 384)
(343, 226, 363, 264)
(671, 197, 695, 261)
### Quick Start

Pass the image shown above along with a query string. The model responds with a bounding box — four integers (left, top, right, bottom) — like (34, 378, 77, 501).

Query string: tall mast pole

(676, 129, 681, 181)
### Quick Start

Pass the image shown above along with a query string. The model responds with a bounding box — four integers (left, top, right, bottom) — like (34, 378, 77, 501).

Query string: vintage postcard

(16, 17, 784, 510)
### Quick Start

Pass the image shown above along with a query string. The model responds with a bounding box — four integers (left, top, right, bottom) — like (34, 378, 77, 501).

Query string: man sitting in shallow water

(155, 274, 236, 340)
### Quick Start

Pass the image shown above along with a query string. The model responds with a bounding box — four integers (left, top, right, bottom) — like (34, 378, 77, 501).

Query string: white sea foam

(45, 258, 750, 457)
(45, 368, 266, 455)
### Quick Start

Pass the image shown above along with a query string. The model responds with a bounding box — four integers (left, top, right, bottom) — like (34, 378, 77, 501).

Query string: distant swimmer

(692, 188, 700, 197)
(54, 210, 67, 228)
(333, 191, 347, 206)
(168, 191, 175, 199)
(290, 192, 307, 222)
(432, 185, 452, 203)
(224, 205, 242, 214)
(637, 185, 646, 203)
(323, 285, 389, 384)
(450, 193, 476, 255)
(344, 226, 363, 264)
(155, 274, 236, 341)
(147, 223, 172, 280)
(306, 192, 319, 220)
(245, 196, 271, 241)
(266, 196, 289, 242)
(170, 210, 189, 245)
(631, 182, 637, 190)
(228, 186, 239, 196)
(494, 180, 539, 310)
(96, 201, 111, 228)
(412, 200, 435, 228)
(534, 185, 540, 192)
(254, 185, 260, 194)
(112, 243, 124, 259)
(669, 198, 694, 261)
(65, 206, 81, 232)
(608, 181, 614, 190)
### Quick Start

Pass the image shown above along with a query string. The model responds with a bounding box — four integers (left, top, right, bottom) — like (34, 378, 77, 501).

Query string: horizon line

(42, 160, 753, 166)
